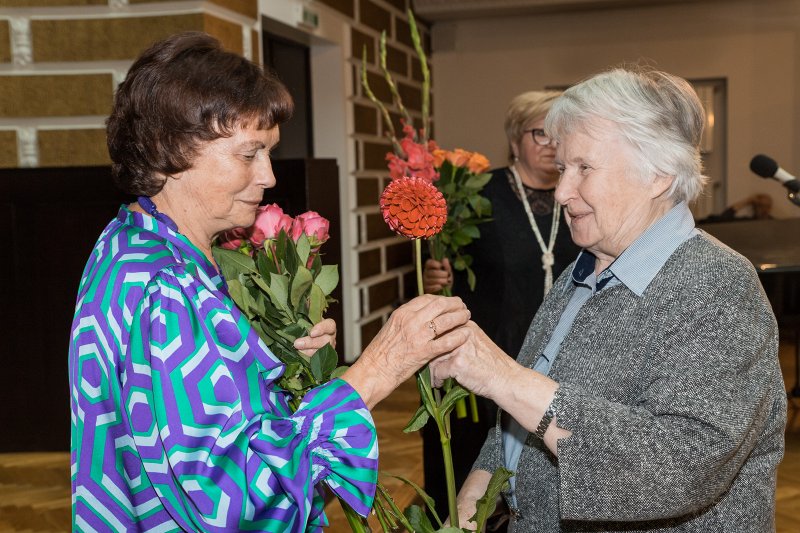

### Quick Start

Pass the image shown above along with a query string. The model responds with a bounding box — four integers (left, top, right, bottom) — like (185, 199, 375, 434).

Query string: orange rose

(467, 152, 490, 174)
(432, 148, 447, 168)
(447, 148, 471, 167)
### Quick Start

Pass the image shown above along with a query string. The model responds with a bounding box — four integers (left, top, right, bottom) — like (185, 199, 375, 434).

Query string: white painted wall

(430, 0, 800, 218)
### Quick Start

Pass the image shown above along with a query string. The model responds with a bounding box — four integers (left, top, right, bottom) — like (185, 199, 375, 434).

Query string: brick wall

(325, 0, 432, 351)
(0, 0, 430, 353)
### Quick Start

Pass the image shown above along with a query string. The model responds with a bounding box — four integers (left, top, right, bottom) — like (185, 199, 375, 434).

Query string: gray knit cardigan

(473, 232, 787, 532)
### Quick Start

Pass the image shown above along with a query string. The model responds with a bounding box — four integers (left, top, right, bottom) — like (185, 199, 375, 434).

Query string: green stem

(360, 46, 397, 146)
(377, 483, 416, 532)
(469, 393, 480, 423)
(438, 426, 459, 528)
(340, 498, 369, 533)
(407, 9, 430, 141)
(379, 32, 414, 133)
(415, 239, 424, 297)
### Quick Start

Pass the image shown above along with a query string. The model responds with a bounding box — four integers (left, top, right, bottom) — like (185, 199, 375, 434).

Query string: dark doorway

(0, 166, 131, 451)
(263, 30, 313, 159)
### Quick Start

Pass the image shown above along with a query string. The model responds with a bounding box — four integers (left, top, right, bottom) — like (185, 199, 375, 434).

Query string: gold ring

(428, 320, 438, 337)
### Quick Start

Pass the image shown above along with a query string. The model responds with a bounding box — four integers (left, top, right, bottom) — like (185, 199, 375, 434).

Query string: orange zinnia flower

(380, 176, 447, 239)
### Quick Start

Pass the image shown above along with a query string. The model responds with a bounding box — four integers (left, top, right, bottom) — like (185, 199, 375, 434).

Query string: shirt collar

(570, 201, 697, 296)
(117, 204, 222, 284)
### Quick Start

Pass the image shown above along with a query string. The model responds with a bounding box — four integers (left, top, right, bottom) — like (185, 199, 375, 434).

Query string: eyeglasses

(524, 128, 554, 147)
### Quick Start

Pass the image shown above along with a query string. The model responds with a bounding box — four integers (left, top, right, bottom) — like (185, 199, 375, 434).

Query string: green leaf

(451, 203, 467, 220)
(416, 367, 437, 417)
(471, 467, 514, 533)
(466, 265, 477, 291)
(212, 246, 256, 280)
(308, 283, 327, 324)
(452, 229, 473, 247)
(439, 385, 470, 418)
(310, 344, 338, 383)
(237, 280, 259, 319)
(315, 265, 339, 296)
(290, 265, 314, 310)
(464, 172, 492, 190)
(282, 323, 308, 341)
(296, 233, 311, 268)
(477, 196, 492, 216)
(404, 505, 436, 533)
(382, 472, 443, 528)
(403, 403, 431, 433)
(330, 365, 349, 380)
(282, 231, 299, 276)
(255, 250, 278, 277)
(310, 253, 322, 273)
(269, 273, 291, 308)
(226, 278, 246, 310)
(460, 224, 480, 238)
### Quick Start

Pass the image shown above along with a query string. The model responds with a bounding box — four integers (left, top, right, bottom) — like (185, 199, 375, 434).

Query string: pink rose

(293, 211, 330, 247)
(218, 226, 249, 250)
(250, 204, 293, 246)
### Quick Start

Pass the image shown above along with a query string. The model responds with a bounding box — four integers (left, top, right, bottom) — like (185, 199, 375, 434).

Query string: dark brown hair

(107, 32, 293, 196)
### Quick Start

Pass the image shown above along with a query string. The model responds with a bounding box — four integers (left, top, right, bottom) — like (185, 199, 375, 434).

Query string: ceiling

(412, 0, 728, 21)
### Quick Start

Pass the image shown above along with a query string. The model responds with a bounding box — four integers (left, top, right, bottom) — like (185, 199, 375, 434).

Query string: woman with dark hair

(69, 32, 470, 532)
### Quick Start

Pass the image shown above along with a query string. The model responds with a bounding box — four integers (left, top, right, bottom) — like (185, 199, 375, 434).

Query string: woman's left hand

(430, 320, 568, 453)
(294, 318, 336, 356)
(429, 320, 515, 398)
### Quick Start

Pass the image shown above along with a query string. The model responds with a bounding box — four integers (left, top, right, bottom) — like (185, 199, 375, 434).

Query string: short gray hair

(544, 67, 707, 203)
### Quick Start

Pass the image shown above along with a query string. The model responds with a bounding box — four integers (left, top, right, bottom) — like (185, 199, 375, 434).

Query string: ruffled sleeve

(250, 378, 378, 517)
(125, 265, 377, 532)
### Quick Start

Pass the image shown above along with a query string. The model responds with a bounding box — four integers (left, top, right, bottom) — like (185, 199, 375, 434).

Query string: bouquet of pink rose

(213, 204, 344, 410)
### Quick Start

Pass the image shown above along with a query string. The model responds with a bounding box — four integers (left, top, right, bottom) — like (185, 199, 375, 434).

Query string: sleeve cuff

(297, 378, 378, 517)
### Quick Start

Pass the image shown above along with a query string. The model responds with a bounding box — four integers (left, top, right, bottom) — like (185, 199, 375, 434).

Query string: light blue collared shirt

(502, 201, 699, 508)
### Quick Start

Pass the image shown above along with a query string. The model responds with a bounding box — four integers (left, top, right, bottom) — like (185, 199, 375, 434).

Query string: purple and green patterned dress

(69, 206, 378, 532)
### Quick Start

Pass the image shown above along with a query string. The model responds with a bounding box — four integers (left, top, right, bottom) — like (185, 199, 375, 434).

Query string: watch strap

(533, 388, 559, 440)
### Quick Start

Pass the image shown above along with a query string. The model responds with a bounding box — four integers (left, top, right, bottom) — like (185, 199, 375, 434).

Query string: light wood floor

(2, 341, 799, 532)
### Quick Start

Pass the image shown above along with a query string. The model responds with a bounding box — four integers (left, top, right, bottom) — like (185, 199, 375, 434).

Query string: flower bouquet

(362, 9, 510, 531)
(213, 204, 343, 410)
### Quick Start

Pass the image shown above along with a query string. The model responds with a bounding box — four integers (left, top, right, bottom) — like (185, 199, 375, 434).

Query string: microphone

(749, 154, 800, 193)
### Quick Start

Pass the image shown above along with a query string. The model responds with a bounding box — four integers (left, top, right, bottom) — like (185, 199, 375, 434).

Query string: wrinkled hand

(429, 321, 514, 399)
(342, 294, 471, 408)
(423, 258, 453, 294)
(293, 318, 336, 356)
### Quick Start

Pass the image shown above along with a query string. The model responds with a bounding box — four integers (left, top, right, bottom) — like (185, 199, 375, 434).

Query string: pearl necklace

(509, 164, 561, 295)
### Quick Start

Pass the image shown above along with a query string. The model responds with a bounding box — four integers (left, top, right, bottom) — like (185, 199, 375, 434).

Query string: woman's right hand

(423, 258, 453, 294)
(341, 294, 470, 409)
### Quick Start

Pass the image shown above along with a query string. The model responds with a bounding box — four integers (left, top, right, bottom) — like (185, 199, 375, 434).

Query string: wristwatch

(533, 388, 559, 440)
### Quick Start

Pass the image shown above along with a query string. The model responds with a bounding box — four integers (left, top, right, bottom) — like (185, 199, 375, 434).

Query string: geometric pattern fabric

(70, 207, 378, 532)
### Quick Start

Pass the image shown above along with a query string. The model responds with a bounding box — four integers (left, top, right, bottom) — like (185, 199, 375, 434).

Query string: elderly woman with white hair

(431, 66, 787, 532)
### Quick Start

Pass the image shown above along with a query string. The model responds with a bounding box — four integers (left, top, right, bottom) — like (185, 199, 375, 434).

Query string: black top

(454, 167, 581, 358)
